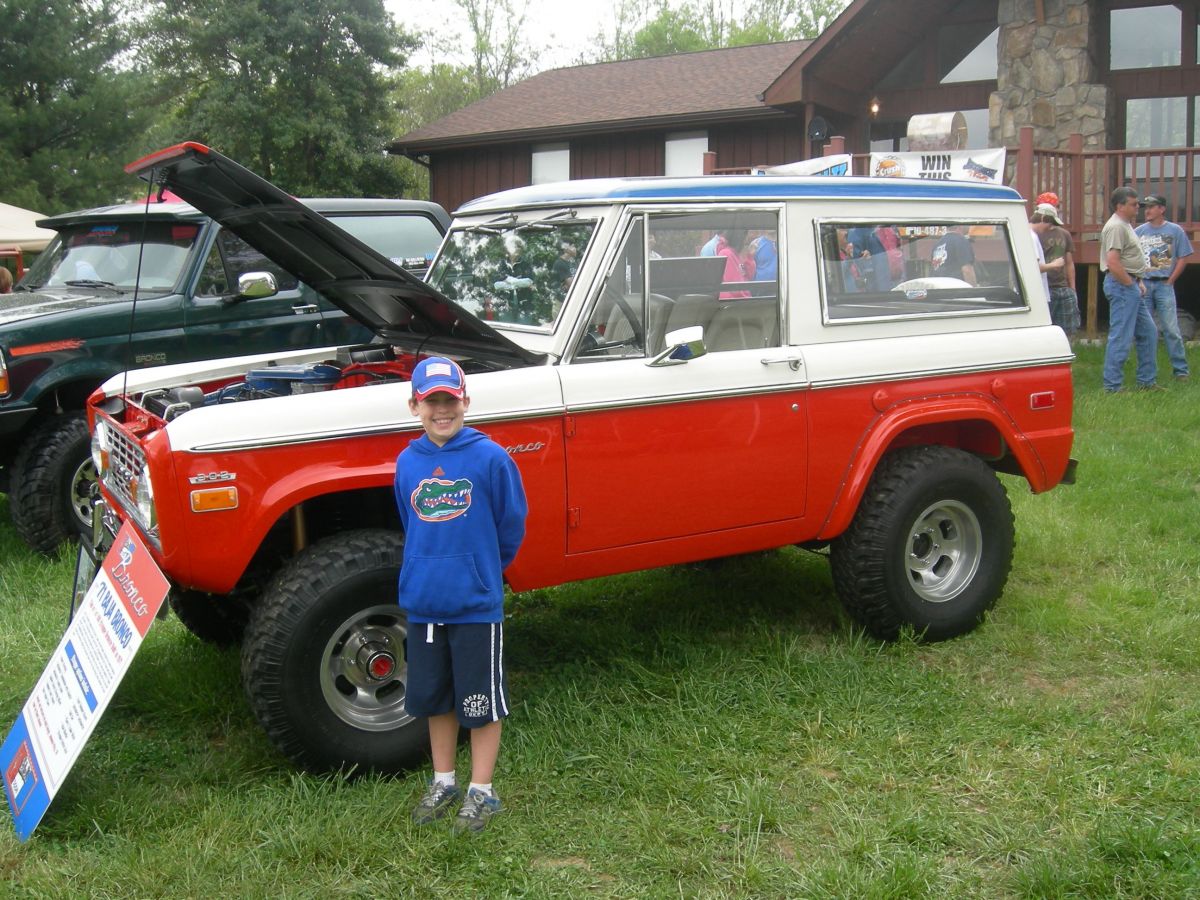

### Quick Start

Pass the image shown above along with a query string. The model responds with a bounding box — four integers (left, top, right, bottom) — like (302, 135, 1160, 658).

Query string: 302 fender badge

(189, 471, 237, 484)
(505, 442, 545, 455)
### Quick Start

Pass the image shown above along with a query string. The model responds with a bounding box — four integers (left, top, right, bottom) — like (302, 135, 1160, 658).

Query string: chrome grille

(103, 419, 146, 516)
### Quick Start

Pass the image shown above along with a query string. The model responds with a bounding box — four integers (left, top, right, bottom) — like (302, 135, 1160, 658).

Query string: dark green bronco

(0, 197, 448, 553)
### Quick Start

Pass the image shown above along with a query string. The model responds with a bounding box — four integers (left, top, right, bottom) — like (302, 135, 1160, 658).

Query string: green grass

(2, 344, 1199, 897)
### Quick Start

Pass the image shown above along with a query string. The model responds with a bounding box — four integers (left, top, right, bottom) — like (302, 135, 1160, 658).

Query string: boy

(394, 356, 528, 832)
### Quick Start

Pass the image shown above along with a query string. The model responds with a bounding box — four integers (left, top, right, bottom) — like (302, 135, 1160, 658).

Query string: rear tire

(241, 529, 427, 774)
(830, 446, 1014, 642)
(10, 413, 95, 554)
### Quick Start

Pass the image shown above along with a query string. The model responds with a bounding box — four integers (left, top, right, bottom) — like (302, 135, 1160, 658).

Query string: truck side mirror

(648, 325, 707, 367)
(235, 271, 278, 301)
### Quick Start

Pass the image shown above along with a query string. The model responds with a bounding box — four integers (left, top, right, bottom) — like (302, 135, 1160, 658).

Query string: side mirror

(648, 325, 707, 367)
(235, 271, 278, 301)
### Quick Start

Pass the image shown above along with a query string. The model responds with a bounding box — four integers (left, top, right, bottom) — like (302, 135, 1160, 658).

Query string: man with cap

(1032, 202, 1079, 336)
(1136, 194, 1191, 382)
(1101, 186, 1160, 393)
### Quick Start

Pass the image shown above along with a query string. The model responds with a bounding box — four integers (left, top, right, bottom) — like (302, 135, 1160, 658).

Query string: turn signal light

(190, 486, 238, 513)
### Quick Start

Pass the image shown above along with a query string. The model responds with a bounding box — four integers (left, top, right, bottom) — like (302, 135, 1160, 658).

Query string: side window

(574, 219, 648, 361)
(196, 229, 299, 297)
(648, 209, 780, 352)
(820, 221, 1025, 321)
(327, 213, 444, 269)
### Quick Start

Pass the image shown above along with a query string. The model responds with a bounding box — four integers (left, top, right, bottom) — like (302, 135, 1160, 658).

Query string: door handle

(291, 303, 319, 315)
(760, 354, 803, 371)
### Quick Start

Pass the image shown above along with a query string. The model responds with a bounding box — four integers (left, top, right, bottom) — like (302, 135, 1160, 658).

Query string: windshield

(426, 215, 596, 329)
(19, 220, 201, 293)
(328, 213, 444, 271)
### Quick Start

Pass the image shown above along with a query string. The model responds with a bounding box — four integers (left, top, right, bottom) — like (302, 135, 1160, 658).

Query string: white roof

(0, 201, 57, 251)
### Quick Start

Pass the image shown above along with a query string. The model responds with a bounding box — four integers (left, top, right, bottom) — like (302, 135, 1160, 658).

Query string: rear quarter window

(327, 214, 444, 269)
(817, 220, 1028, 323)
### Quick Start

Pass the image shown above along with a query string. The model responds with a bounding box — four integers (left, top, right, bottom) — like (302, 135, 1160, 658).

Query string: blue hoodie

(394, 427, 528, 624)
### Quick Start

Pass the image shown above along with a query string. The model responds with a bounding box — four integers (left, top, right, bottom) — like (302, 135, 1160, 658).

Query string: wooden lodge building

(392, 0, 1200, 337)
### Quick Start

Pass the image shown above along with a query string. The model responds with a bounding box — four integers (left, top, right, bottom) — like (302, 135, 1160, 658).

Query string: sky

(387, 0, 624, 71)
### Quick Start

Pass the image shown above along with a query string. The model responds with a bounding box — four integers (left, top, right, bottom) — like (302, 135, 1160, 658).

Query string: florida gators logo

(411, 477, 472, 522)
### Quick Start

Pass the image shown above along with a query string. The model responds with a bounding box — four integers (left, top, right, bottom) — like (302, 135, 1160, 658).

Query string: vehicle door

(555, 206, 809, 554)
(183, 227, 337, 360)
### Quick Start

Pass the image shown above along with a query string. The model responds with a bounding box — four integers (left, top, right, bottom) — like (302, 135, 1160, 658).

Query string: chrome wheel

(906, 499, 982, 603)
(320, 603, 412, 732)
(68, 457, 97, 532)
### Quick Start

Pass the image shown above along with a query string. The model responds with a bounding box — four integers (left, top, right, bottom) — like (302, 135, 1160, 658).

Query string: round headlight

(91, 420, 110, 474)
(134, 462, 156, 529)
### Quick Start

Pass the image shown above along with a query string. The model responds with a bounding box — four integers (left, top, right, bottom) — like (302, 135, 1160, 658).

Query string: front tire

(830, 446, 1014, 642)
(241, 529, 427, 774)
(10, 413, 95, 554)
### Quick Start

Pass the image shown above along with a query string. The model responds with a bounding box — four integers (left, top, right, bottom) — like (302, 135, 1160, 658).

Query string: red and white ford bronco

(83, 144, 1075, 774)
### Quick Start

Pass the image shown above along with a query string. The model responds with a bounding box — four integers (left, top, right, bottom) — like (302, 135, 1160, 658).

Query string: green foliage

(140, 0, 420, 198)
(0, 0, 152, 213)
(2, 346, 1200, 896)
(592, 0, 852, 62)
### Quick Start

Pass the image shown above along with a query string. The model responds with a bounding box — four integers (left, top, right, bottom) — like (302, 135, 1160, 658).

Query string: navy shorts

(404, 621, 509, 728)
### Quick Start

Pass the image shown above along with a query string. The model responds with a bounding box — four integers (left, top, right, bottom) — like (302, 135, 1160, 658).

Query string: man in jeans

(1135, 194, 1191, 382)
(1101, 187, 1161, 393)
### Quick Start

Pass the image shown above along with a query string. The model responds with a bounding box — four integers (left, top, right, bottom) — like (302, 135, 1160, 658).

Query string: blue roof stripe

(459, 176, 1022, 212)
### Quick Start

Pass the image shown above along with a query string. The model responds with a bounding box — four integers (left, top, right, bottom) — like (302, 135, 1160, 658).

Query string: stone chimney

(990, 0, 1112, 151)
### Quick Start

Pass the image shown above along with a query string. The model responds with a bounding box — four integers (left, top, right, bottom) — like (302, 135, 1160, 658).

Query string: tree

(0, 0, 152, 213)
(592, 0, 851, 62)
(142, 0, 419, 198)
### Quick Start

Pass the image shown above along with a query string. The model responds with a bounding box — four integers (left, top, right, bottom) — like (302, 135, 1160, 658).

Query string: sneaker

(1175, 374, 1190, 382)
(453, 787, 502, 832)
(412, 781, 461, 824)
(1104, 387, 1125, 394)
(1136, 382, 1168, 392)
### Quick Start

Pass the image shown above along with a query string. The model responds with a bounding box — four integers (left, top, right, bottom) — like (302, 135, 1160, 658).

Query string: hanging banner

(869, 148, 1007, 184)
(2, 523, 169, 842)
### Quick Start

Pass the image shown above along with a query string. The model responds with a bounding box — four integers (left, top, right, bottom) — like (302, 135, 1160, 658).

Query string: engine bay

(139, 345, 416, 421)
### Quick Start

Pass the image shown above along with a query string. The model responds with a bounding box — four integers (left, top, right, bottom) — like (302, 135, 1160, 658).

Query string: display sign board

(869, 148, 1007, 184)
(2, 523, 169, 842)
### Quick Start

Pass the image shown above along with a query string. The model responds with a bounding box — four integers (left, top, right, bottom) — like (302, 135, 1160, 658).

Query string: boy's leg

(469, 720, 503, 785)
(428, 711, 460, 773)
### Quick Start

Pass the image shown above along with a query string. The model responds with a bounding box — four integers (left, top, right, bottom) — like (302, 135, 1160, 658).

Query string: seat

(705, 298, 780, 351)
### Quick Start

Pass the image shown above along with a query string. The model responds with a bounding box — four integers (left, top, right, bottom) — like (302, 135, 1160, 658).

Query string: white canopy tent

(0, 201, 57, 251)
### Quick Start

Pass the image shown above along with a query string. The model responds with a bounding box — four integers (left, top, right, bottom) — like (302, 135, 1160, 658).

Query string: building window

(1111, 5, 1181, 70)
(531, 143, 570, 184)
(664, 132, 709, 176)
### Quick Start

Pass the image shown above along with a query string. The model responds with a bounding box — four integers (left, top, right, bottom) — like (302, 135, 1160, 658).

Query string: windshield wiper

(64, 279, 125, 292)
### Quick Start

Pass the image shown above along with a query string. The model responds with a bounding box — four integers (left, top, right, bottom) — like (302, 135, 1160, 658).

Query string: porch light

(869, 97, 881, 118)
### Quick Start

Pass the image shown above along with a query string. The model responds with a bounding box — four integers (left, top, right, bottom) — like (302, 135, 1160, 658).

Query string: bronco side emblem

(189, 471, 237, 484)
(505, 442, 545, 454)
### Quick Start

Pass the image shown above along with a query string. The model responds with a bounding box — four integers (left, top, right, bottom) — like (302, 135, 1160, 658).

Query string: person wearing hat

(1029, 206, 1066, 309)
(1032, 202, 1079, 336)
(1101, 186, 1160, 393)
(395, 356, 528, 832)
(1136, 194, 1191, 382)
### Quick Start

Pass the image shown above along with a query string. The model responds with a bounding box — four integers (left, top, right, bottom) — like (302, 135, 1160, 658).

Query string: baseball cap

(411, 356, 465, 401)
(1033, 203, 1063, 225)
(1139, 194, 1167, 207)
(1036, 191, 1059, 207)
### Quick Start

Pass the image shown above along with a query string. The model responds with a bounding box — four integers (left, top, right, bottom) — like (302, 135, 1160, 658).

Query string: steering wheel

(606, 285, 645, 349)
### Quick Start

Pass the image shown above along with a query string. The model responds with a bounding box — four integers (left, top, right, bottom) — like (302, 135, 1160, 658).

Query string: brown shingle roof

(392, 40, 810, 152)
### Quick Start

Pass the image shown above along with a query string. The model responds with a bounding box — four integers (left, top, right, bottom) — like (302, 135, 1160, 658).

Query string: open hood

(125, 143, 543, 367)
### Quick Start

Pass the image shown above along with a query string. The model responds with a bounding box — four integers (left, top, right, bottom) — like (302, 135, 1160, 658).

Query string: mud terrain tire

(830, 445, 1014, 642)
(241, 529, 426, 774)
(10, 413, 95, 554)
